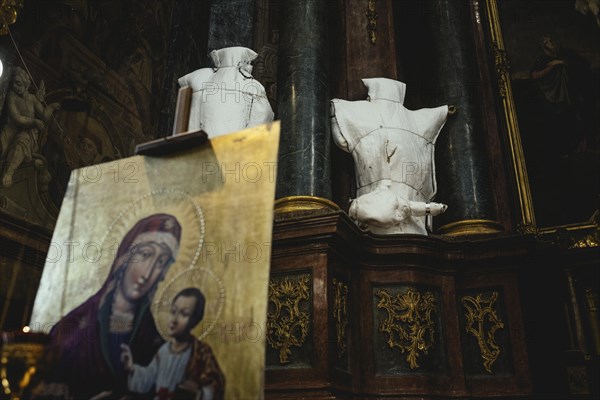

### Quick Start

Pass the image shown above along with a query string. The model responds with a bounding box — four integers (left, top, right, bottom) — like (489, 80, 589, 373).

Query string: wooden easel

(135, 86, 208, 156)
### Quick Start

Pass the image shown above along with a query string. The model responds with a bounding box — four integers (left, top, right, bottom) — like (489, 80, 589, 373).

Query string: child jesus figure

(121, 288, 225, 400)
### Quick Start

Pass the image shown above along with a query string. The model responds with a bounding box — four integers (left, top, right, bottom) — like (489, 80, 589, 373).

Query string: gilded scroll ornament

(333, 278, 349, 358)
(492, 41, 510, 98)
(266, 275, 310, 364)
(461, 292, 504, 373)
(569, 230, 600, 249)
(376, 287, 436, 370)
(366, 0, 377, 44)
(516, 222, 538, 235)
(540, 225, 600, 249)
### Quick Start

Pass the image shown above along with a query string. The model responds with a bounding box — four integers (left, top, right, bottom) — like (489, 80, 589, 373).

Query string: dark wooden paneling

(266, 210, 539, 399)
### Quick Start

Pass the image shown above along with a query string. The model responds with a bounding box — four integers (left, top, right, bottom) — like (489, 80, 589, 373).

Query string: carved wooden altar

(265, 210, 534, 399)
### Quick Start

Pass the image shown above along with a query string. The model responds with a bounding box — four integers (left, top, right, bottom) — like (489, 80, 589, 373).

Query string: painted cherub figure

(0, 67, 60, 187)
(121, 287, 225, 400)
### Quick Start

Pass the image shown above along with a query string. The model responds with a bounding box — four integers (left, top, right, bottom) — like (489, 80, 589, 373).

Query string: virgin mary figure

(36, 213, 182, 399)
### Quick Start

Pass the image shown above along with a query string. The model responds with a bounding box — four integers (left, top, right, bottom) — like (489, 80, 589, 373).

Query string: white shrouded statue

(331, 78, 451, 235)
(178, 46, 274, 138)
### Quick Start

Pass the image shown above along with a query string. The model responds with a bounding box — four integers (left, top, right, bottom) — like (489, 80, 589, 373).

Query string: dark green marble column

(158, 0, 210, 136)
(274, 0, 334, 213)
(424, 0, 502, 235)
(207, 0, 255, 50)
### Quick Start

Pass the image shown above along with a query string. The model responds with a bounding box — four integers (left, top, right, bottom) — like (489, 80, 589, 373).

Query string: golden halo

(152, 267, 226, 341)
(92, 189, 205, 293)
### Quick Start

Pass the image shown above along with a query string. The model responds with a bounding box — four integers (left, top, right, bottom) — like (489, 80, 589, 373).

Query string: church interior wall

(0, 0, 598, 398)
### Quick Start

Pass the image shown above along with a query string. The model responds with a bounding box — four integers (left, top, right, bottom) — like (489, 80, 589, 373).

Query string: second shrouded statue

(331, 78, 451, 235)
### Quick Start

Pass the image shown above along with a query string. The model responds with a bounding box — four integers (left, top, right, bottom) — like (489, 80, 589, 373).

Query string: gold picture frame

(484, 0, 599, 244)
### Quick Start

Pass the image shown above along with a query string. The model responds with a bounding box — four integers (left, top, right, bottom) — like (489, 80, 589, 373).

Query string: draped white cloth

(179, 47, 274, 138)
(331, 78, 448, 234)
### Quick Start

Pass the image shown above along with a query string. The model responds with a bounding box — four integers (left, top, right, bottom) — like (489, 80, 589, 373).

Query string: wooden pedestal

(265, 211, 532, 399)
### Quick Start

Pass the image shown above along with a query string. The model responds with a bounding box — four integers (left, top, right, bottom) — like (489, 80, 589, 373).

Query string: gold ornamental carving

(516, 222, 538, 236)
(569, 230, 600, 249)
(266, 274, 311, 364)
(376, 287, 436, 370)
(332, 278, 349, 358)
(366, 0, 377, 44)
(461, 292, 504, 373)
(540, 225, 600, 249)
(491, 41, 510, 98)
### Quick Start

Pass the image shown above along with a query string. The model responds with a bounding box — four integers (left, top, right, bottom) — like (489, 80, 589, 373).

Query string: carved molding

(485, 0, 537, 230)
(376, 287, 436, 370)
(266, 274, 311, 364)
(462, 292, 504, 374)
(332, 278, 349, 358)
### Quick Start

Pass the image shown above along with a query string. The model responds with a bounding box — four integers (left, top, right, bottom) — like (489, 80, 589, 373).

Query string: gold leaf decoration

(492, 41, 510, 98)
(569, 231, 600, 249)
(366, 0, 377, 44)
(332, 278, 349, 358)
(376, 287, 436, 370)
(266, 274, 311, 364)
(461, 292, 504, 373)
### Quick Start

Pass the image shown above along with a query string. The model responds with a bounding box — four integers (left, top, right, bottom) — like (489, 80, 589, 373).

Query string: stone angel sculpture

(178, 46, 274, 138)
(331, 78, 451, 235)
(0, 66, 60, 188)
